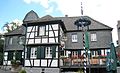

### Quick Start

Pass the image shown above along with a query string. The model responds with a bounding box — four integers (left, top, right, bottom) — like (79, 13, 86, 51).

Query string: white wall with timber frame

(26, 24, 59, 44)
(24, 23, 64, 68)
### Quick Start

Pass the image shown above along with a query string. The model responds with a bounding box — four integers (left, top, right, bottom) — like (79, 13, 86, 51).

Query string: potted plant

(11, 59, 21, 68)
(11, 51, 22, 72)
(77, 68, 84, 73)
(11, 59, 22, 72)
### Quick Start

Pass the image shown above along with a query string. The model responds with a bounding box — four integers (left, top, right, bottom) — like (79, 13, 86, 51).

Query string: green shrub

(19, 69, 27, 73)
(11, 59, 21, 68)
(77, 69, 83, 73)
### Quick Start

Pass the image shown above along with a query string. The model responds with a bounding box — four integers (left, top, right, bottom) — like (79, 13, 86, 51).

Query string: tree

(3, 19, 22, 33)
(0, 34, 4, 65)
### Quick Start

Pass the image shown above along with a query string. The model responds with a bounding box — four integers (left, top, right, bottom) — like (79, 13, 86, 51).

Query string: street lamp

(74, 16, 91, 73)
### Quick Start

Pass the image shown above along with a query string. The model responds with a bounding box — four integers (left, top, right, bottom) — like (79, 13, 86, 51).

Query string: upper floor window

(91, 33, 97, 41)
(9, 37, 13, 45)
(72, 34, 78, 42)
(38, 26, 45, 36)
(18, 36, 24, 45)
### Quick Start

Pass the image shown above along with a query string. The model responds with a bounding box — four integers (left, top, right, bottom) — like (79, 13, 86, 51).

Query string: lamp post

(74, 16, 91, 73)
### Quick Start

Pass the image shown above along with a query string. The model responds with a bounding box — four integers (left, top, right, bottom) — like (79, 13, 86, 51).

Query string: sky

(0, 0, 120, 45)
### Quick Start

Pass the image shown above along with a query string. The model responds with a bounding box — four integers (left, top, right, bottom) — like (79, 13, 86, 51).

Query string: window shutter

(27, 47, 31, 59)
(8, 52, 13, 60)
(40, 46, 45, 59)
(15, 51, 22, 60)
(78, 50, 81, 57)
(37, 47, 41, 59)
(52, 46, 56, 58)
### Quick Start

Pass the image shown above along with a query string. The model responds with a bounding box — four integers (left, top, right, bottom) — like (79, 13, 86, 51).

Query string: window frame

(30, 47, 37, 59)
(91, 33, 97, 42)
(9, 37, 13, 45)
(45, 47, 52, 58)
(71, 33, 78, 42)
(38, 25, 46, 36)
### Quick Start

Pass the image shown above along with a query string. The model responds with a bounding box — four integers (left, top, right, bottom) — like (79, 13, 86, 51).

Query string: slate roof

(23, 10, 112, 31)
(23, 10, 39, 22)
(55, 16, 113, 31)
(6, 10, 113, 36)
(4, 26, 25, 36)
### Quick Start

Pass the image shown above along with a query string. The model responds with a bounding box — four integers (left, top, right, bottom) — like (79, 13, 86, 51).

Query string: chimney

(65, 15, 68, 17)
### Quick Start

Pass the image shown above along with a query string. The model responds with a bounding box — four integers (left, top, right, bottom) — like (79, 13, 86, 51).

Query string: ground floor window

(8, 52, 13, 60)
(26, 46, 58, 59)
(7, 51, 22, 60)
(31, 47, 37, 58)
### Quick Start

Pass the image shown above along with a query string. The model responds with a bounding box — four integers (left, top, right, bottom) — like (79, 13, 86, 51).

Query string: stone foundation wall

(25, 67, 60, 73)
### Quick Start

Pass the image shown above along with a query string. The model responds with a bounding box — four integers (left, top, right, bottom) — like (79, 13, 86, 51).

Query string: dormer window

(38, 26, 46, 36)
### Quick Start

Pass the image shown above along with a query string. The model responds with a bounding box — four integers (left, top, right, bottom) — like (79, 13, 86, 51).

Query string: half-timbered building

(3, 10, 113, 73)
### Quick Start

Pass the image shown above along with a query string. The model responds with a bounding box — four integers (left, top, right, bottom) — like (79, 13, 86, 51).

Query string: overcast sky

(0, 0, 120, 45)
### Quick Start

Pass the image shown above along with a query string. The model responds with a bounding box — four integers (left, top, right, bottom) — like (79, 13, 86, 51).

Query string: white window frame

(38, 26, 45, 36)
(45, 47, 52, 58)
(72, 34, 78, 42)
(72, 51, 78, 57)
(91, 33, 97, 41)
(31, 47, 37, 58)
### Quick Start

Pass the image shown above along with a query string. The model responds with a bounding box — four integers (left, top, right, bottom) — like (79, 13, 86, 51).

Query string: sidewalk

(0, 69, 12, 73)
(0, 65, 12, 73)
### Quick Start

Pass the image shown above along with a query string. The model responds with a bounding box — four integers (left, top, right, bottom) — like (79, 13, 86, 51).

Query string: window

(72, 34, 78, 42)
(91, 33, 97, 41)
(8, 52, 13, 60)
(9, 37, 13, 45)
(91, 50, 99, 57)
(18, 36, 24, 45)
(72, 51, 78, 58)
(38, 26, 45, 36)
(31, 47, 37, 58)
(45, 47, 52, 58)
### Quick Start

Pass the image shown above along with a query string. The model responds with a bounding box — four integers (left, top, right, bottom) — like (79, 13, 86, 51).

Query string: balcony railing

(60, 56, 106, 67)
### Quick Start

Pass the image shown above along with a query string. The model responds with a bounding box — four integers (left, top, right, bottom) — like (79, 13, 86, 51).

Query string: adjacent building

(3, 10, 113, 73)
(117, 21, 120, 61)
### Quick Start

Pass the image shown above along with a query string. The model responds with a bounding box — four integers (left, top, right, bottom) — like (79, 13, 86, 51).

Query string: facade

(117, 21, 120, 61)
(3, 26, 25, 67)
(3, 10, 113, 73)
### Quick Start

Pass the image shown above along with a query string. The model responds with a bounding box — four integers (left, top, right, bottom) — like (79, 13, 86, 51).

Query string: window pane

(91, 33, 97, 41)
(72, 34, 78, 42)
(9, 37, 13, 45)
(45, 47, 52, 58)
(8, 52, 13, 60)
(31, 47, 37, 58)
(39, 26, 45, 36)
